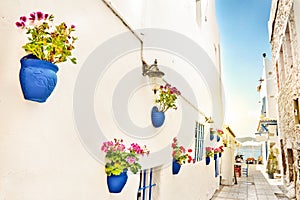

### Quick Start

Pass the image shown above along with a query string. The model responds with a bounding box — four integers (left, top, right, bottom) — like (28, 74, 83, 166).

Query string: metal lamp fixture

(142, 59, 165, 93)
(205, 116, 214, 123)
(142, 59, 165, 78)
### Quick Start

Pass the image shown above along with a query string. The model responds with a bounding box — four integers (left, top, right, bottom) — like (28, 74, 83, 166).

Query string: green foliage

(171, 137, 194, 165)
(205, 147, 214, 157)
(266, 147, 279, 174)
(155, 84, 181, 113)
(16, 12, 77, 64)
(101, 139, 150, 176)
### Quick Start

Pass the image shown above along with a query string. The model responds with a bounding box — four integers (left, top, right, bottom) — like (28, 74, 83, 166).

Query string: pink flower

(173, 137, 177, 143)
(126, 156, 136, 165)
(29, 12, 36, 21)
(172, 151, 176, 157)
(180, 146, 185, 153)
(15, 21, 25, 28)
(20, 16, 27, 22)
(206, 147, 212, 151)
(36, 11, 44, 20)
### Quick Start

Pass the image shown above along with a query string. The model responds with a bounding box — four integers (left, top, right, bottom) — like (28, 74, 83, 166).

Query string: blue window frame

(194, 121, 205, 162)
(137, 168, 156, 200)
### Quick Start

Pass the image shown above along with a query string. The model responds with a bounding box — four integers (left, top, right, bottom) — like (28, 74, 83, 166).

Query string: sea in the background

(235, 146, 262, 160)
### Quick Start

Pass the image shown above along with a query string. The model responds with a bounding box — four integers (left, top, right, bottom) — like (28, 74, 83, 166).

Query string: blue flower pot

(210, 134, 214, 141)
(151, 106, 165, 128)
(206, 157, 210, 165)
(172, 160, 181, 175)
(217, 135, 221, 142)
(19, 54, 59, 103)
(219, 153, 222, 158)
(107, 171, 128, 193)
(214, 153, 218, 160)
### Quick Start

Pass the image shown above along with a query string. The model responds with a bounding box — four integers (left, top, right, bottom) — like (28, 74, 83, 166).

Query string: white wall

(0, 0, 222, 199)
(262, 57, 277, 119)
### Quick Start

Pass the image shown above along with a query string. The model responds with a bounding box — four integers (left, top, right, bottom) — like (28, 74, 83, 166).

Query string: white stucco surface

(0, 0, 223, 199)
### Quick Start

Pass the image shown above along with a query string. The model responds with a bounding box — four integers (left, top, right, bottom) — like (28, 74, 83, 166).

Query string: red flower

(188, 149, 192, 153)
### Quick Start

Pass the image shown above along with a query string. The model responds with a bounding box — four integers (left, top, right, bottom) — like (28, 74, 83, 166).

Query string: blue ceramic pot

(206, 157, 210, 165)
(107, 171, 128, 193)
(217, 135, 220, 142)
(214, 153, 218, 160)
(172, 160, 181, 175)
(210, 134, 214, 141)
(151, 106, 165, 128)
(219, 153, 222, 158)
(19, 54, 58, 103)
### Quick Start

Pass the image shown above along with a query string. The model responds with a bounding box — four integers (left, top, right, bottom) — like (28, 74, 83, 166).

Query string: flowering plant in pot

(171, 137, 194, 174)
(218, 145, 224, 157)
(151, 83, 181, 128)
(16, 11, 77, 102)
(215, 129, 223, 142)
(205, 147, 214, 165)
(213, 147, 220, 160)
(209, 128, 215, 140)
(101, 138, 150, 193)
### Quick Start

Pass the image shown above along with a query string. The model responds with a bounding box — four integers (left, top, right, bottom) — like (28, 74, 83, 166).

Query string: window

(284, 23, 293, 70)
(275, 62, 280, 92)
(293, 98, 300, 124)
(137, 169, 156, 200)
(279, 47, 285, 85)
(287, 148, 294, 182)
(261, 97, 266, 117)
(194, 121, 205, 162)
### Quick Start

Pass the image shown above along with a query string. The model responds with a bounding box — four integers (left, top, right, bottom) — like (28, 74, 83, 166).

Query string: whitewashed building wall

(0, 0, 223, 199)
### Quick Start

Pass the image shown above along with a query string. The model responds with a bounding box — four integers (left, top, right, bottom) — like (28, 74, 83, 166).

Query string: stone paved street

(211, 165, 289, 200)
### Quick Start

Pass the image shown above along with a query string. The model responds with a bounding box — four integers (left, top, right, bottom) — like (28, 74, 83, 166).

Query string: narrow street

(211, 165, 288, 200)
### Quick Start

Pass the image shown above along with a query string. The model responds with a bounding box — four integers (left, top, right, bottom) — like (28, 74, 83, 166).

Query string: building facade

(0, 0, 224, 199)
(220, 125, 238, 186)
(269, 0, 300, 198)
(256, 54, 281, 176)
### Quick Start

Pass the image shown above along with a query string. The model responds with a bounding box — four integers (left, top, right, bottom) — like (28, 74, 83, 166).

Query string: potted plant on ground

(171, 137, 194, 174)
(15, 11, 77, 103)
(151, 83, 181, 127)
(266, 147, 279, 179)
(101, 138, 150, 193)
(205, 147, 214, 165)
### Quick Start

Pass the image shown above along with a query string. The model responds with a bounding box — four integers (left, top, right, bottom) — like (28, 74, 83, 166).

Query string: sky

(215, 0, 272, 138)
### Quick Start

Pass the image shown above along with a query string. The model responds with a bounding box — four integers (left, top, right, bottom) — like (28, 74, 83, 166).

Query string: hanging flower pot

(19, 54, 59, 103)
(206, 157, 210, 165)
(152, 84, 180, 128)
(15, 11, 77, 103)
(217, 135, 221, 142)
(101, 139, 150, 193)
(219, 153, 222, 158)
(214, 153, 218, 160)
(210, 134, 214, 141)
(107, 171, 128, 193)
(151, 106, 165, 128)
(172, 160, 181, 175)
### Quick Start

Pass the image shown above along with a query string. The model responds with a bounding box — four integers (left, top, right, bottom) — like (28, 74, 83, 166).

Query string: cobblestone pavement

(211, 165, 289, 200)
